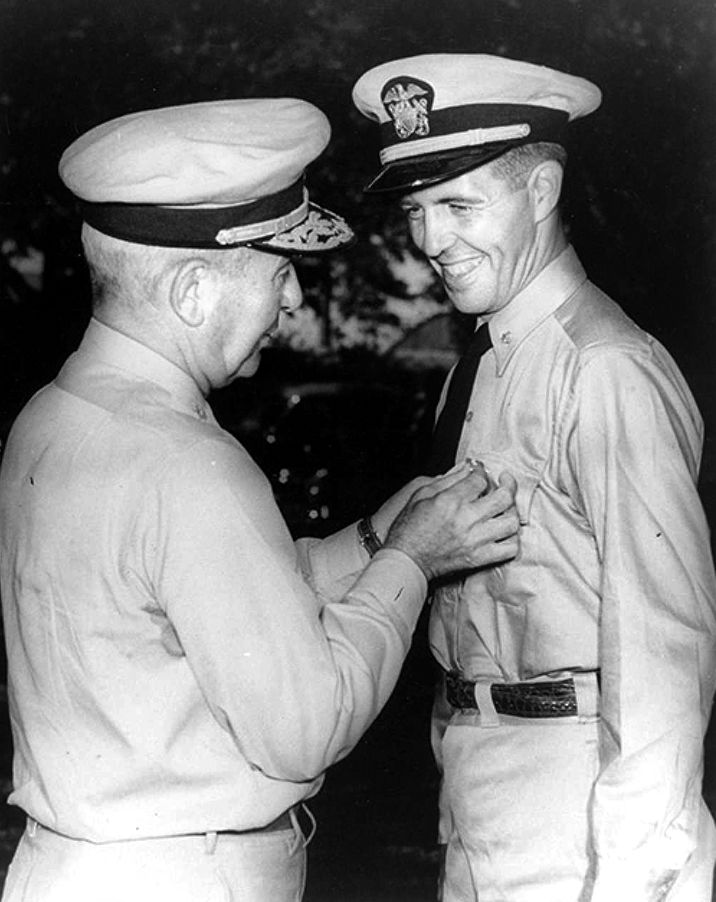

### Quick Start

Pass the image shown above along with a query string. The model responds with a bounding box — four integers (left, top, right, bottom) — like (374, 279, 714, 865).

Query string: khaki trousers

(1, 812, 307, 902)
(437, 677, 715, 901)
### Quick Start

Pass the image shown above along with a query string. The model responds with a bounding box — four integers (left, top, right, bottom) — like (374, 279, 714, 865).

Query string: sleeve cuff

(296, 524, 427, 624)
(351, 547, 428, 633)
(297, 521, 368, 601)
(323, 520, 367, 571)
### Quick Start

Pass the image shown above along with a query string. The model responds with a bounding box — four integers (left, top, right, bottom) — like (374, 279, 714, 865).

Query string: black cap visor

(364, 142, 518, 194)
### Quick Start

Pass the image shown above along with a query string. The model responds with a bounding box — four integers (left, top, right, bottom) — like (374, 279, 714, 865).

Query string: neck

(93, 305, 209, 395)
(533, 213, 567, 273)
(510, 219, 567, 309)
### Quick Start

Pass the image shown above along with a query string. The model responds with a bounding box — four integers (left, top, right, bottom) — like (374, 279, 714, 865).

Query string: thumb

(497, 470, 518, 498)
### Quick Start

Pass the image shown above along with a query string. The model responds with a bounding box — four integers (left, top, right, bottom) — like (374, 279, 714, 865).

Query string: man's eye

(449, 203, 474, 215)
(401, 206, 422, 220)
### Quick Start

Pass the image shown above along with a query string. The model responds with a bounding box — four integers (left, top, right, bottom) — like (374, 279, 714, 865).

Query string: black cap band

(79, 178, 306, 249)
(379, 103, 568, 153)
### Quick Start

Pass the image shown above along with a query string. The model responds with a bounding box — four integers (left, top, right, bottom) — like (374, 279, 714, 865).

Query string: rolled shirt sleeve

(152, 436, 427, 783)
(567, 343, 716, 896)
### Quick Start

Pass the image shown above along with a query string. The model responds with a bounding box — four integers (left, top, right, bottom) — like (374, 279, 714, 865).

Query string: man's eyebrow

(436, 192, 484, 204)
(400, 192, 484, 207)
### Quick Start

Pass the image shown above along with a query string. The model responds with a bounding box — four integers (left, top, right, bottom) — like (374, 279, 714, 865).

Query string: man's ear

(528, 160, 564, 224)
(168, 259, 211, 327)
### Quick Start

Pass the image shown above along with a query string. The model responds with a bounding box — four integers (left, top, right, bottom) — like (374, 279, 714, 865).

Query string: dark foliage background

(1, 1, 715, 899)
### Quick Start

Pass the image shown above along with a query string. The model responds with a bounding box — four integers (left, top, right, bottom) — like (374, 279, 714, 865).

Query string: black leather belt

(445, 670, 581, 718)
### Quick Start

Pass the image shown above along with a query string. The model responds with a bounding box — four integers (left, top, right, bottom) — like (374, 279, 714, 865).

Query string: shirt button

(465, 411, 473, 422)
(500, 330, 512, 345)
(194, 405, 207, 420)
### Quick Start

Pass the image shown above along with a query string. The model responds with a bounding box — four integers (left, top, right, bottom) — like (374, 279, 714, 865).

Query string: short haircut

(81, 225, 173, 311)
(489, 142, 567, 189)
(81, 224, 250, 312)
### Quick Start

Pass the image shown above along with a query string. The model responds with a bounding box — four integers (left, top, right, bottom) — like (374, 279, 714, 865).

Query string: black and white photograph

(1, 1, 715, 900)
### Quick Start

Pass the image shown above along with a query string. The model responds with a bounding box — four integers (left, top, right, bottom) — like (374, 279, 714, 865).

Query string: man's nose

(281, 268, 303, 313)
(418, 209, 455, 260)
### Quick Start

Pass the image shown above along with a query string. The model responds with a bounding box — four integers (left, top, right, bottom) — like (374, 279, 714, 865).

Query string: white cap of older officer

(59, 97, 354, 253)
(352, 53, 601, 193)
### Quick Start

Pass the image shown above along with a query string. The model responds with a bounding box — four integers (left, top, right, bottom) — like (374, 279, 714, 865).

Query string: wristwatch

(357, 516, 383, 557)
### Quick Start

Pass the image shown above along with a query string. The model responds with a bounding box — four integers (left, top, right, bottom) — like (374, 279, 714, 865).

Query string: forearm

(166, 533, 426, 783)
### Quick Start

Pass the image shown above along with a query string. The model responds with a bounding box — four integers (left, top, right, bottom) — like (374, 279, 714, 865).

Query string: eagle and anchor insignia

(381, 77, 434, 140)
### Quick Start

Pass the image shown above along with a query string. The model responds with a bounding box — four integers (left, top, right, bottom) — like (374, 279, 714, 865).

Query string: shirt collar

(72, 318, 213, 422)
(485, 245, 588, 374)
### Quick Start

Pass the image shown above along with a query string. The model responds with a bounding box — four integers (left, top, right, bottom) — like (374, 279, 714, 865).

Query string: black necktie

(425, 324, 492, 476)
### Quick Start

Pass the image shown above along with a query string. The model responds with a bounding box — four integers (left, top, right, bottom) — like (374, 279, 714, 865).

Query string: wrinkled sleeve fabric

(565, 343, 716, 899)
(295, 524, 370, 606)
(150, 435, 426, 784)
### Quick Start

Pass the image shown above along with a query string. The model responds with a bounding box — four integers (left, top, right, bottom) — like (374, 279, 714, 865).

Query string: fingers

(417, 464, 517, 506)
(456, 475, 521, 568)
(487, 507, 521, 542)
(384, 464, 522, 579)
(471, 533, 521, 567)
(413, 468, 517, 530)
(409, 475, 434, 492)
(473, 471, 519, 524)
(458, 505, 521, 569)
(418, 462, 472, 492)
(415, 464, 489, 500)
(465, 506, 520, 548)
(497, 470, 517, 494)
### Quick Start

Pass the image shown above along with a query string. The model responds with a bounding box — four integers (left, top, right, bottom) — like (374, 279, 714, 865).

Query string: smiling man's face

(400, 160, 540, 317)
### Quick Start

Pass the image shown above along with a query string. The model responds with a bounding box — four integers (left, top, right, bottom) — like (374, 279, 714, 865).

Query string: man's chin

(234, 350, 262, 380)
(446, 290, 491, 315)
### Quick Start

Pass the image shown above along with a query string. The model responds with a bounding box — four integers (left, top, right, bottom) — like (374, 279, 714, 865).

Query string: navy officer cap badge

(352, 54, 601, 193)
(59, 98, 354, 253)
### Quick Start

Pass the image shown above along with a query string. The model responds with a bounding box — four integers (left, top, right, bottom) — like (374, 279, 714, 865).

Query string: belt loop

(474, 681, 500, 727)
(292, 803, 316, 853)
(204, 831, 218, 855)
(573, 671, 599, 722)
(27, 818, 38, 838)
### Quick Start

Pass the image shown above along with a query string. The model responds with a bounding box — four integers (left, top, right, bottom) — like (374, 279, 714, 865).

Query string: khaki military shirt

(430, 246, 716, 893)
(0, 319, 426, 841)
